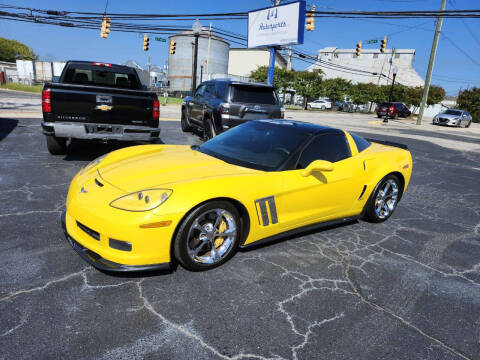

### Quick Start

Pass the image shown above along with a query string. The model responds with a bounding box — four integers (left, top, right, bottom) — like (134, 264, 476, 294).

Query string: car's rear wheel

(363, 174, 401, 223)
(174, 201, 241, 271)
(181, 108, 191, 132)
(321, 105, 326, 110)
(46, 135, 67, 155)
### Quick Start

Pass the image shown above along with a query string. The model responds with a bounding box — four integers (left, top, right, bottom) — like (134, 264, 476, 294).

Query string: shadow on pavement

(0, 118, 19, 142)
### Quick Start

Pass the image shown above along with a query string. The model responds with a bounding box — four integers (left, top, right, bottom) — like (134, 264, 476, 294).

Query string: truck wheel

(46, 135, 67, 155)
(181, 109, 192, 132)
(204, 118, 216, 140)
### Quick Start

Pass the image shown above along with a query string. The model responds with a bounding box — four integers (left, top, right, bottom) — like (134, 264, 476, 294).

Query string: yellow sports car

(62, 120, 412, 272)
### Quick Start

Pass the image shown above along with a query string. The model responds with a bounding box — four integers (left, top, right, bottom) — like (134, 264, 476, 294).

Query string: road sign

(155, 37, 166, 42)
(248, 1, 306, 48)
(366, 39, 378, 44)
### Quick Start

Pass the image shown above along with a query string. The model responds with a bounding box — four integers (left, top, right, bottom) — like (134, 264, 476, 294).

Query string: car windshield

(444, 109, 462, 116)
(198, 121, 310, 171)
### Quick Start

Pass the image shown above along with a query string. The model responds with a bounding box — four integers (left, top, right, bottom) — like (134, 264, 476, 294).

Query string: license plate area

(85, 124, 123, 134)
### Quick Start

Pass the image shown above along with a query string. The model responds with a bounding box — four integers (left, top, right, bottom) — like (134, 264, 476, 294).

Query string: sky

(0, 0, 479, 95)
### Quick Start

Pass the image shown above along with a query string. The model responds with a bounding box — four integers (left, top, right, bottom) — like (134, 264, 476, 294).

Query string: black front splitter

(61, 210, 170, 273)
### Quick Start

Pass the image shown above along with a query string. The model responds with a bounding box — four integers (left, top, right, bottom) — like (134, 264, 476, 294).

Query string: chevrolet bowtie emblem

(95, 104, 113, 111)
(80, 187, 88, 194)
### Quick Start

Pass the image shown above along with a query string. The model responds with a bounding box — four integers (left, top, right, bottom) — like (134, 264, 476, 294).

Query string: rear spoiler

(366, 138, 408, 150)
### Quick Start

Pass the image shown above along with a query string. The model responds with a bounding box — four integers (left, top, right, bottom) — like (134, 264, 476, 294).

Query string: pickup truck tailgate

(51, 84, 155, 126)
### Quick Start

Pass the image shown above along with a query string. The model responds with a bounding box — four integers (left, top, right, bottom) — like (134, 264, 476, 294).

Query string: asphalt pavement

(1, 91, 479, 360)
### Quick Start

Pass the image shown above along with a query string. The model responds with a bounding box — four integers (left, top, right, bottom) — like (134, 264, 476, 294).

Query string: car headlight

(79, 154, 107, 175)
(110, 189, 172, 211)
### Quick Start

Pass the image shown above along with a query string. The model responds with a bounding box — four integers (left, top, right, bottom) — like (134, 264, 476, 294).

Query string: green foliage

(349, 83, 377, 105)
(427, 85, 446, 106)
(321, 78, 351, 103)
(249, 66, 296, 91)
(0, 37, 38, 62)
(457, 87, 480, 123)
(292, 69, 324, 108)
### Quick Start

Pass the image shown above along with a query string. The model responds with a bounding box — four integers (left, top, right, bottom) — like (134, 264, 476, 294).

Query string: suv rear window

(231, 85, 278, 105)
(63, 66, 139, 89)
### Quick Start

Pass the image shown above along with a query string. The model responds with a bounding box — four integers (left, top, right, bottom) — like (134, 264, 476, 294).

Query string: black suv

(181, 79, 284, 139)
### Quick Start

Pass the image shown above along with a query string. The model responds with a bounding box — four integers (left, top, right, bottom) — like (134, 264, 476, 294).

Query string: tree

(292, 69, 324, 109)
(0, 37, 38, 62)
(322, 78, 351, 103)
(457, 87, 480, 123)
(348, 83, 378, 105)
(427, 85, 446, 106)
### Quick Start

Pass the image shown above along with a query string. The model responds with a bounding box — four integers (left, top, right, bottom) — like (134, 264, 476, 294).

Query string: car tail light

(42, 88, 51, 113)
(388, 106, 395, 114)
(220, 103, 230, 115)
(152, 99, 159, 120)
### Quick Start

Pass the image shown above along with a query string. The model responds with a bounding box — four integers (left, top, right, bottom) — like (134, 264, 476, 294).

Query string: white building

(228, 48, 287, 78)
(307, 47, 424, 87)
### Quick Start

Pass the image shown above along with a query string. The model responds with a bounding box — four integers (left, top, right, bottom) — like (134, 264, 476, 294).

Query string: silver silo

(168, 28, 230, 93)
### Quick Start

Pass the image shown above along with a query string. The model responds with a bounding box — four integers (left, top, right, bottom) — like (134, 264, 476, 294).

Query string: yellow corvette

(62, 120, 412, 272)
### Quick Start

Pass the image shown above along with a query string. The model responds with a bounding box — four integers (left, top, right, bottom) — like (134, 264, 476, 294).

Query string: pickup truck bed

(41, 61, 160, 154)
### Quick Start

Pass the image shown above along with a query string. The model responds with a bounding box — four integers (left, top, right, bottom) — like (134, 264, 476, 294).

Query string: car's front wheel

(174, 201, 241, 271)
(466, 120, 472, 128)
(363, 174, 401, 223)
(181, 108, 191, 132)
(307, 104, 311, 110)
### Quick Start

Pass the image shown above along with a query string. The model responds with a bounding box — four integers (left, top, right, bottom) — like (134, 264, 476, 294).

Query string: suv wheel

(181, 108, 192, 132)
(204, 118, 216, 140)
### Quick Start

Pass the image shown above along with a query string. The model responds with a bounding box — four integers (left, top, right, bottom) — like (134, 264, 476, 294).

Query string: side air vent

(358, 185, 367, 200)
(95, 178, 104, 187)
(77, 221, 100, 240)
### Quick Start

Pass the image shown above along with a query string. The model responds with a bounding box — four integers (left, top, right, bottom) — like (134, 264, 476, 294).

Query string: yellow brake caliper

(214, 220, 227, 248)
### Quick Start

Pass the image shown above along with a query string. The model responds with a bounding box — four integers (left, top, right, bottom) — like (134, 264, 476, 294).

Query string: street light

(384, 66, 398, 123)
(191, 19, 202, 92)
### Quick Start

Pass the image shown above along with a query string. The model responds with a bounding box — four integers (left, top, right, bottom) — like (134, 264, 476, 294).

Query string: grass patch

(159, 97, 183, 106)
(0, 83, 43, 93)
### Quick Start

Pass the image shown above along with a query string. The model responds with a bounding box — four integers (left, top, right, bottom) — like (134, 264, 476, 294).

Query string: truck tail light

(152, 99, 159, 120)
(93, 62, 112, 67)
(42, 88, 51, 113)
(388, 106, 394, 114)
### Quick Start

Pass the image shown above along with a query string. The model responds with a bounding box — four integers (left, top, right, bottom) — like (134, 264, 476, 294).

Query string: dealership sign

(248, 1, 306, 48)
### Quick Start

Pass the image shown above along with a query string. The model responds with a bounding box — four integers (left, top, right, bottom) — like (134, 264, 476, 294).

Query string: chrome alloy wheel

(374, 179, 399, 219)
(186, 209, 237, 264)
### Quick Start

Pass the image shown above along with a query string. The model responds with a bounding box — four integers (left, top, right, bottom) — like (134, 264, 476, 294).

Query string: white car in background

(432, 109, 472, 128)
(306, 99, 332, 110)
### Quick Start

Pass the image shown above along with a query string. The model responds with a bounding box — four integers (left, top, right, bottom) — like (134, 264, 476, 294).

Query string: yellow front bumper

(63, 197, 184, 271)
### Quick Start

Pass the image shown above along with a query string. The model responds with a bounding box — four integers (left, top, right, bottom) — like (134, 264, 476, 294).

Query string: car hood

(436, 113, 460, 119)
(98, 145, 257, 192)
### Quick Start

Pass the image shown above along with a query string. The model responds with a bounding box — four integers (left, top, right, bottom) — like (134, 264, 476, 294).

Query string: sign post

(248, 1, 305, 85)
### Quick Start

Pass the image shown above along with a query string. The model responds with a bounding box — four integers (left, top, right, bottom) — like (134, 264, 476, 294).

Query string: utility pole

(287, 45, 292, 71)
(417, 0, 447, 125)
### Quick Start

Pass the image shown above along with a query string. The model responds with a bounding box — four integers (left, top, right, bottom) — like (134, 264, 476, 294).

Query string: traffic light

(100, 16, 111, 39)
(305, 5, 315, 31)
(143, 34, 149, 51)
(356, 41, 362, 57)
(169, 39, 176, 54)
(380, 36, 387, 53)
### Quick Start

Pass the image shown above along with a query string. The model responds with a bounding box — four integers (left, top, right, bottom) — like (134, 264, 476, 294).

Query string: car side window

(296, 134, 351, 169)
(214, 82, 227, 99)
(203, 84, 213, 97)
(195, 84, 206, 97)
